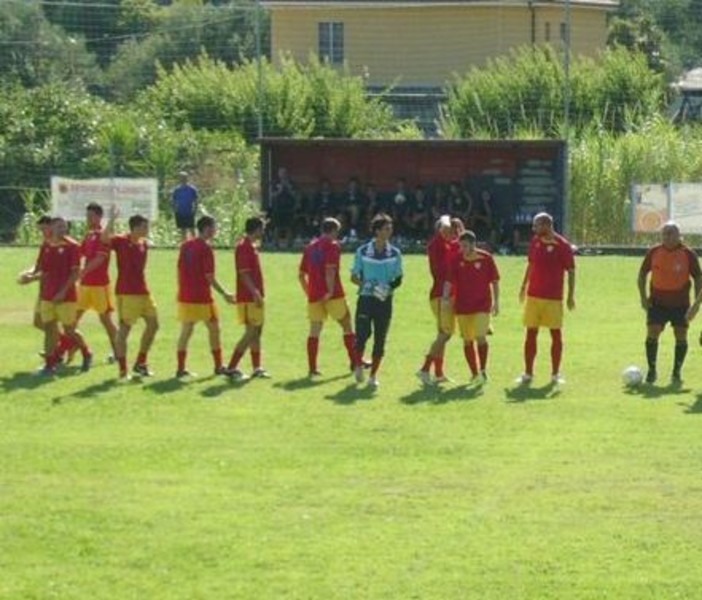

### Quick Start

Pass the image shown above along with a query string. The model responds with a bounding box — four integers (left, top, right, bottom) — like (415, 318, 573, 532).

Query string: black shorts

(175, 213, 195, 230)
(647, 304, 688, 329)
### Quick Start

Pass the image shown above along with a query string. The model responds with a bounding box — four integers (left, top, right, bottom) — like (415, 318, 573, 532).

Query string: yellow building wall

(270, 6, 610, 87)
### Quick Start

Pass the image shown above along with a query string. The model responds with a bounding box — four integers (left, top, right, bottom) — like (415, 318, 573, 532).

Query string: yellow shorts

(40, 301, 77, 327)
(117, 294, 158, 326)
(237, 302, 265, 326)
(457, 313, 491, 341)
(78, 285, 113, 314)
(430, 297, 456, 335)
(178, 302, 218, 323)
(523, 296, 564, 329)
(308, 298, 349, 322)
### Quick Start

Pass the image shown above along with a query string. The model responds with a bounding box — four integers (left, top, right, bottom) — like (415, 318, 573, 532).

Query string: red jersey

(640, 243, 701, 308)
(235, 237, 264, 303)
(526, 234, 575, 301)
(300, 236, 344, 302)
(427, 234, 453, 299)
(448, 249, 500, 314)
(111, 234, 149, 295)
(81, 228, 111, 286)
(178, 237, 214, 304)
(39, 237, 80, 302)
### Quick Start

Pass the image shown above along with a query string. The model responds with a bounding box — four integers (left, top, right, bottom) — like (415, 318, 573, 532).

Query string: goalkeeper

(350, 213, 403, 389)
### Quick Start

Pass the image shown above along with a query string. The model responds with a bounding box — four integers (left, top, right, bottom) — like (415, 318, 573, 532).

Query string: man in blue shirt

(172, 171, 199, 242)
(351, 212, 403, 388)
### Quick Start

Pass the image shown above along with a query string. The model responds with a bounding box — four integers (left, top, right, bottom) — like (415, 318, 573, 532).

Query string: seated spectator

(447, 180, 472, 223)
(430, 184, 449, 222)
(366, 183, 389, 223)
(271, 167, 297, 246)
(313, 178, 338, 225)
(404, 184, 431, 239)
(340, 176, 365, 234)
(470, 188, 496, 246)
(391, 177, 411, 235)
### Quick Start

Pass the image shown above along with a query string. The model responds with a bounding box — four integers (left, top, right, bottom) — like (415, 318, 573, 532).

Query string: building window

(544, 22, 551, 42)
(319, 22, 344, 65)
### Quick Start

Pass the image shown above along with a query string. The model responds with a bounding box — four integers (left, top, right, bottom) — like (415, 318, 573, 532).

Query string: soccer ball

(622, 365, 643, 387)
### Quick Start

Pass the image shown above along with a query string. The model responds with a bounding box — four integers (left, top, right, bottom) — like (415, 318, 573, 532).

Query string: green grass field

(2, 247, 702, 599)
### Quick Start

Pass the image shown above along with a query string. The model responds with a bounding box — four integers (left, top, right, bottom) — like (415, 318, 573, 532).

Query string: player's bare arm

(101, 205, 119, 244)
(492, 281, 500, 316)
(637, 267, 650, 310)
(239, 270, 263, 306)
(298, 270, 308, 296)
(324, 264, 336, 301)
(53, 267, 80, 303)
(566, 268, 576, 310)
(519, 265, 530, 303)
(206, 273, 234, 304)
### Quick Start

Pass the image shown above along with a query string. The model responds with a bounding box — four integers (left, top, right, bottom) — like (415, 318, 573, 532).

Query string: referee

(351, 213, 403, 388)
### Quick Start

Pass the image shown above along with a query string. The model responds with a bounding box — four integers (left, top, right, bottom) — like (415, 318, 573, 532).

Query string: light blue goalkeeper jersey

(351, 240, 403, 298)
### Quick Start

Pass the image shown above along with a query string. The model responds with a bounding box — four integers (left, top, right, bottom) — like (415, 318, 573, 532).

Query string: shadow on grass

(325, 383, 376, 405)
(51, 378, 122, 406)
(504, 381, 560, 403)
(273, 373, 349, 392)
(400, 383, 485, 405)
(200, 377, 251, 399)
(682, 393, 702, 414)
(624, 382, 691, 400)
(0, 370, 59, 392)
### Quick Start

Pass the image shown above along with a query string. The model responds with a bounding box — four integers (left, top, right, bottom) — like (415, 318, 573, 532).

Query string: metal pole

(255, 0, 264, 140)
(563, 0, 572, 237)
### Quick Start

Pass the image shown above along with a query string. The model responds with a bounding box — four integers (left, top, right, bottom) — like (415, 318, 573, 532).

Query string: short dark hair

(36, 214, 52, 226)
(129, 215, 148, 231)
(321, 218, 341, 234)
(370, 213, 393, 235)
(245, 216, 265, 235)
(197, 215, 216, 233)
(459, 230, 477, 244)
(86, 202, 103, 217)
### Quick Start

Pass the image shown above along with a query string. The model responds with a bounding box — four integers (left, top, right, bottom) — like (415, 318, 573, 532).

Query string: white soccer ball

(622, 365, 643, 387)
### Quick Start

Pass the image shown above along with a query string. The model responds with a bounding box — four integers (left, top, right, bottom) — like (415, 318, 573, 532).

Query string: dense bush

(441, 46, 666, 138)
(138, 54, 422, 141)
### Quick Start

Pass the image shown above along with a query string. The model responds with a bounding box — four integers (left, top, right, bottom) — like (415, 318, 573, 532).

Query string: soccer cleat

(214, 366, 230, 376)
(416, 369, 433, 386)
(308, 370, 323, 377)
(516, 373, 533, 385)
(106, 354, 116, 365)
(435, 374, 453, 384)
(117, 373, 132, 384)
(349, 358, 372, 372)
(132, 364, 153, 378)
(81, 353, 93, 373)
(227, 368, 249, 381)
(552, 373, 566, 385)
(672, 371, 683, 386)
(251, 368, 271, 379)
(354, 365, 365, 384)
(368, 375, 379, 388)
(176, 369, 196, 379)
(37, 365, 56, 377)
(645, 369, 657, 384)
(480, 370, 488, 382)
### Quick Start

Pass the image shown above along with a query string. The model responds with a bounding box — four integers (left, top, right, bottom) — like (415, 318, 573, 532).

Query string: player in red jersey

(444, 230, 500, 382)
(76, 203, 118, 360)
(36, 217, 92, 375)
(298, 218, 358, 376)
(416, 215, 455, 385)
(517, 212, 575, 385)
(101, 206, 160, 380)
(176, 216, 234, 378)
(226, 216, 269, 380)
(17, 215, 53, 331)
